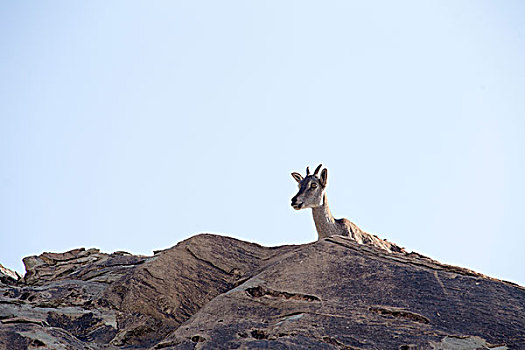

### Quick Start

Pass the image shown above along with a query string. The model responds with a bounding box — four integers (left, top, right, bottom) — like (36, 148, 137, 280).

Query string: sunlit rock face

(1, 234, 524, 349)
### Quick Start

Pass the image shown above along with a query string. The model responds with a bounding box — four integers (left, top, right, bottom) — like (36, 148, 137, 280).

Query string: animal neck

(312, 193, 337, 239)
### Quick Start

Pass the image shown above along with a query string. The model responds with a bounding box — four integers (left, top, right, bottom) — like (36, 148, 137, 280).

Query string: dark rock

(157, 235, 524, 349)
(0, 233, 523, 349)
(0, 264, 20, 286)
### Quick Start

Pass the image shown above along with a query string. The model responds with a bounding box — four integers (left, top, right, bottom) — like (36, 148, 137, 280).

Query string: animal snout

(291, 196, 302, 210)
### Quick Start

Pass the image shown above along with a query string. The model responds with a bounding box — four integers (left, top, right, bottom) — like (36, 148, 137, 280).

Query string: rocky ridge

(1, 234, 524, 349)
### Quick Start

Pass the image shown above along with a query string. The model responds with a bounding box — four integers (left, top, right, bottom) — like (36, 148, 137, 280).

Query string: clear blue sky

(1, 1, 524, 286)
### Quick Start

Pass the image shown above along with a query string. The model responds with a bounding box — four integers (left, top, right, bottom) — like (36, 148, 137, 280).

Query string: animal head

(290, 164, 328, 210)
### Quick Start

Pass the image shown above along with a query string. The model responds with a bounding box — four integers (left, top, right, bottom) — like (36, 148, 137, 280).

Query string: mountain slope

(1, 234, 523, 349)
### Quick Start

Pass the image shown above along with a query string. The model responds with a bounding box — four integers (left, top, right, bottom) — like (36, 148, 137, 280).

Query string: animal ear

(291, 172, 303, 183)
(320, 168, 328, 187)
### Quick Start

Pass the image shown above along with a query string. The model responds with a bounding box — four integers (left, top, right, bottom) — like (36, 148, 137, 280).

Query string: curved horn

(314, 164, 323, 176)
(306, 166, 310, 176)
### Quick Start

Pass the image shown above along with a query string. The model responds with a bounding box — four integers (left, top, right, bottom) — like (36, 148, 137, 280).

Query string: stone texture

(1, 234, 524, 350)
(0, 264, 20, 285)
(157, 235, 524, 349)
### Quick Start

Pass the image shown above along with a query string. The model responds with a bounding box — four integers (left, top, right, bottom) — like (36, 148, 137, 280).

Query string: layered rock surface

(1, 234, 524, 349)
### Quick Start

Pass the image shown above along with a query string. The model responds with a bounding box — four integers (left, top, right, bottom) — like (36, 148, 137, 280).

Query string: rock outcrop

(0, 264, 20, 285)
(1, 234, 524, 349)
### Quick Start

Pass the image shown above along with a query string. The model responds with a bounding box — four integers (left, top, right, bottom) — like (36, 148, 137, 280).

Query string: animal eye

(310, 183, 318, 189)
